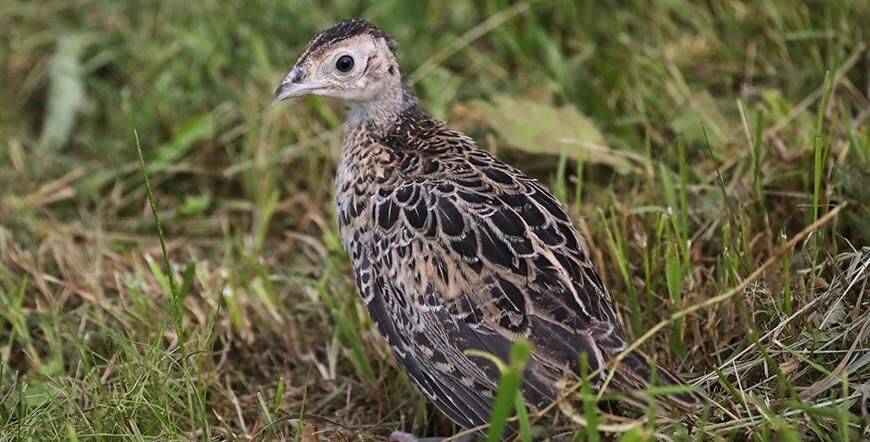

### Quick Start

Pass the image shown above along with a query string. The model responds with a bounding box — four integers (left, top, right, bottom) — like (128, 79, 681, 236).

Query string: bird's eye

(335, 55, 354, 73)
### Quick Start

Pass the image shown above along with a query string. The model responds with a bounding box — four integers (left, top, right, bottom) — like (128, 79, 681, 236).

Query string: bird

(273, 18, 702, 438)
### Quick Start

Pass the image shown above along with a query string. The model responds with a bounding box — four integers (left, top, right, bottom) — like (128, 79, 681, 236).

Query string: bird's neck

(345, 83, 420, 137)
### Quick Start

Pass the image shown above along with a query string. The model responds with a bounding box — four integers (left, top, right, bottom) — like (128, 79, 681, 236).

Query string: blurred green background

(1, 0, 868, 440)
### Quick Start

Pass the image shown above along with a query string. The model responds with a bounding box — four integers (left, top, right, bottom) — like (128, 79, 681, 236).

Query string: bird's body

(335, 103, 615, 426)
(275, 19, 702, 432)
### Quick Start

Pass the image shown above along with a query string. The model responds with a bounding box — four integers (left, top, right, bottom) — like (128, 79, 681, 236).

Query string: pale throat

(345, 79, 417, 136)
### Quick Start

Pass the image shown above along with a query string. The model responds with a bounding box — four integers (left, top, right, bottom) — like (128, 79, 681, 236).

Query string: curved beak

(272, 67, 323, 104)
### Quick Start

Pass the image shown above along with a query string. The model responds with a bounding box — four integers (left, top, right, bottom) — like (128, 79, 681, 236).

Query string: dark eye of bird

(336, 55, 354, 73)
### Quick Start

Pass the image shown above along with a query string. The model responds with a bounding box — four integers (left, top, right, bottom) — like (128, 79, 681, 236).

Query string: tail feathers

(608, 351, 704, 412)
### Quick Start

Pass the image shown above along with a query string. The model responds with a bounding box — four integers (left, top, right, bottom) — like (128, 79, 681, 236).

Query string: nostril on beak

(289, 68, 304, 84)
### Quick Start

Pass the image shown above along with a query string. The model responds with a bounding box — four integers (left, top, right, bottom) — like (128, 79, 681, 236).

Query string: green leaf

(472, 96, 633, 173)
(38, 35, 88, 152)
(486, 339, 532, 442)
(513, 393, 532, 442)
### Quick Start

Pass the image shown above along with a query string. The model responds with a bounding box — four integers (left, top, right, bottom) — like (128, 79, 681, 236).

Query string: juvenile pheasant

(274, 19, 701, 435)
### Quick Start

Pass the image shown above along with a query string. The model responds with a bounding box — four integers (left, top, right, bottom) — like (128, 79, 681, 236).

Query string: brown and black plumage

(274, 19, 702, 433)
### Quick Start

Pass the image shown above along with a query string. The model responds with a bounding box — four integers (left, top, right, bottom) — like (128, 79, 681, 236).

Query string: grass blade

(484, 339, 532, 442)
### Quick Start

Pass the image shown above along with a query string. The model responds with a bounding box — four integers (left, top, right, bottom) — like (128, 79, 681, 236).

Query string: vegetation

(1, 0, 867, 439)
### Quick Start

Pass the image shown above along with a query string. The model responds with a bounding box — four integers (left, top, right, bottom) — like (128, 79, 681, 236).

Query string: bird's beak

(272, 67, 323, 104)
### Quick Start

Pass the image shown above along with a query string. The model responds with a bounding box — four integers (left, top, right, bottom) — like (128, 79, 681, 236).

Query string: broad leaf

(472, 96, 634, 173)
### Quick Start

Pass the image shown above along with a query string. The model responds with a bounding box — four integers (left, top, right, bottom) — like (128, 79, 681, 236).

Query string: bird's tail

(607, 351, 704, 413)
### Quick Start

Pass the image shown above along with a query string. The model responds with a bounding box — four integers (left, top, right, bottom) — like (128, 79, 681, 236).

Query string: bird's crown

(299, 18, 396, 62)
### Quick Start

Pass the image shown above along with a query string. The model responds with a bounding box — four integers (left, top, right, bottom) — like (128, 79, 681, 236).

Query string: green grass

(1, 0, 869, 440)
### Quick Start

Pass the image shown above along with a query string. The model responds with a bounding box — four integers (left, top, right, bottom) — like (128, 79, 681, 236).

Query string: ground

(0, 1, 868, 440)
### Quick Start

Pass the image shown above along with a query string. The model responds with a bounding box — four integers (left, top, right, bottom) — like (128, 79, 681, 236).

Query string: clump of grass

(1, 0, 868, 440)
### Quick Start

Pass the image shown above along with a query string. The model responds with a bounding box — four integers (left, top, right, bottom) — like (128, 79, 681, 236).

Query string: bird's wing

(366, 146, 627, 414)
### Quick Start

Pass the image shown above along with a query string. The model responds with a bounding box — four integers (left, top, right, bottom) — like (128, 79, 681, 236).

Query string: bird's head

(273, 19, 403, 107)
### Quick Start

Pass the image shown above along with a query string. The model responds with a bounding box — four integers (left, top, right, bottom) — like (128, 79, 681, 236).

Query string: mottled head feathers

(302, 19, 397, 60)
(274, 19, 415, 133)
